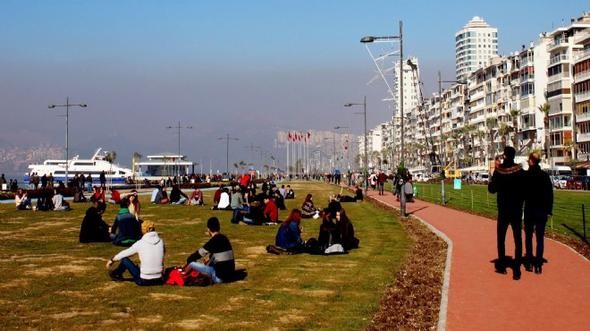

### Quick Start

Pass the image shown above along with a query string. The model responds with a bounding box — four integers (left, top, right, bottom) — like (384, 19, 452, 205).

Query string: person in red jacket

(263, 196, 279, 223)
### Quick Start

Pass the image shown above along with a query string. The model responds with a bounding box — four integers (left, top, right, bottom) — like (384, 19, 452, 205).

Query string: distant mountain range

(0, 144, 63, 179)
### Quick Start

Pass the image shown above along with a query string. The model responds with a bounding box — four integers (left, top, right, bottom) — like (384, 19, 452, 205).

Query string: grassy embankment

(409, 182, 590, 240)
(0, 182, 409, 330)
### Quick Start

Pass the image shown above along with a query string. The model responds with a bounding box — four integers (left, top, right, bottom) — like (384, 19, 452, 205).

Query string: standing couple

(488, 147, 553, 280)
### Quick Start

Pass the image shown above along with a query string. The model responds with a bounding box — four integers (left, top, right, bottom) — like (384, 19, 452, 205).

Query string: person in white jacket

(106, 221, 165, 286)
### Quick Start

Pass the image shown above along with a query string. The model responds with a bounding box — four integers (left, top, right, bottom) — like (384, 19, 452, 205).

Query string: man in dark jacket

(110, 197, 142, 246)
(523, 152, 553, 274)
(488, 146, 525, 279)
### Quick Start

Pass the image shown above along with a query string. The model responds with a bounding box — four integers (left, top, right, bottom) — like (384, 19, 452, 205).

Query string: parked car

(551, 176, 569, 189)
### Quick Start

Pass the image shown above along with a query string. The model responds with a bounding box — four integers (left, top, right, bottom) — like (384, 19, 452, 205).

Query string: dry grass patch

(49, 310, 100, 320)
(149, 293, 193, 301)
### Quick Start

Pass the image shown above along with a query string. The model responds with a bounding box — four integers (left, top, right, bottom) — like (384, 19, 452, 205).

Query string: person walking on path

(488, 146, 526, 280)
(523, 152, 553, 274)
(377, 170, 387, 196)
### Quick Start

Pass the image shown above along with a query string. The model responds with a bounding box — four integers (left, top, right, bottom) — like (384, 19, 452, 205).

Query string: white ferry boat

(135, 153, 195, 181)
(24, 148, 134, 185)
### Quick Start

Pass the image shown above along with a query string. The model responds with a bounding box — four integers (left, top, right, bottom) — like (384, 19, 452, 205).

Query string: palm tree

(486, 117, 498, 159)
(104, 151, 117, 188)
(461, 124, 476, 167)
(538, 102, 551, 163)
(509, 109, 521, 148)
(498, 123, 511, 150)
(132, 152, 142, 181)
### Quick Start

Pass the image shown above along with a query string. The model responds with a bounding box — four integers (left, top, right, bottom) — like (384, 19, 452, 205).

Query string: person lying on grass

(106, 221, 165, 286)
(183, 217, 235, 284)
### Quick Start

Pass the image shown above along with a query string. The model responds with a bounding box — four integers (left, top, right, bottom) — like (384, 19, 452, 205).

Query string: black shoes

(109, 270, 124, 282)
(534, 264, 543, 274)
(524, 261, 533, 272)
(512, 267, 521, 280)
(494, 260, 507, 274)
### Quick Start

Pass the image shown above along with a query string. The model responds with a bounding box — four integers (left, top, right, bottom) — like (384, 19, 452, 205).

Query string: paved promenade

(366, 189, 590, 331)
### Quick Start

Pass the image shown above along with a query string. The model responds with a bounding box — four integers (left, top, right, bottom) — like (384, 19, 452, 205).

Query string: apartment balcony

(548, 54, 569, 66)
(547, 72, 568, 84)
(575, 48, 590, 62)
(547, 40, 569, 52)
(574, 70, 590, 83)
(520, 123, 538, 132)
(578, 132, 590, 143)
(520, 57, 533, 67)
(579, 153, 590, 162)
(576, 112, 590, 123)
(575, 90, 590, 103)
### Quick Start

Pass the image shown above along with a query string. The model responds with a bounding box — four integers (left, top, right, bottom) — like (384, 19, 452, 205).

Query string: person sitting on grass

(150, 185, 163, 204)
(169, 184, 188, 205)
(73, 186, 87, 203)
(230, 187, 247, 223)
(334, 209, 360, 251)
(52, 189, 70, 211)
(274, 209, 305, 253)
(284, 185, 295, 199)
(212, 186, 223, 207)
(15, 188, 32, 210)
(300, 193, 318, 218)
(79, 201, 110, 243)
(184, 217, 235, 284)
(107, 187, 121, 204)
(128, 190, 141, 220)
(90, 186, 106, 204)
(263, 196, 279, 223)
(273, 188, 287, 210)
(212, 187, 231, 210)
(326, 194, 342, 218)
(106, 221, 165, 286)
(188, 188, 204, 205)
(110, 197, 142, 247)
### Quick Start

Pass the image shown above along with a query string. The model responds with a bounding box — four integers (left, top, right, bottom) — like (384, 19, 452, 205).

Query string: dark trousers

(497, 217, 522, 264)
(112, 257, 163, 286)
(379, 183, 384, 195)
(524, 216, 547, 264)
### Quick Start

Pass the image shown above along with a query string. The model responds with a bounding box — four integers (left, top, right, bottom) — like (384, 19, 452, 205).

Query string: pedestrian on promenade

(377, 170, 387, 195)
(488, 146, 525, 280)
(523, 152, 553, 274)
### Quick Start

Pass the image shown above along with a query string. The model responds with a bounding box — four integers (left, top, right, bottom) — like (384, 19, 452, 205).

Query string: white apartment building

(456, 16, 498, 81)
(546, 13, 590, 166)
(573, 25, 590, 162)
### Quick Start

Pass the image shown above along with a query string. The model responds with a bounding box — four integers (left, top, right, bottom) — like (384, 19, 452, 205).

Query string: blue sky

(1, 1, 588, 173)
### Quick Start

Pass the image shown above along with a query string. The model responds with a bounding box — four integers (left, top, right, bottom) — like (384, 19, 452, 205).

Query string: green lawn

(411, 182, 590, 240)
(0, 182, 408, 330)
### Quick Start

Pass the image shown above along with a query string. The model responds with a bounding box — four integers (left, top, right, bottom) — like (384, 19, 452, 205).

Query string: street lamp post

(218, 134, 239, 176)
(360, 20, 405, 215)
(166, 121, 193, 177)
(437, 72, 468, 205)
(334, 126, 349, 172)
(345, 96, 368, 194)
(48, 97, 87, 186)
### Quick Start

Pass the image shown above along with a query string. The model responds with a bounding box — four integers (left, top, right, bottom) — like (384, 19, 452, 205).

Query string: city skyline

(1, 1, 588, 177)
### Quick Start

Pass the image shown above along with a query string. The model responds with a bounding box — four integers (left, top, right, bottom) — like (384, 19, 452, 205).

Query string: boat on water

(24, 148, 134, 186)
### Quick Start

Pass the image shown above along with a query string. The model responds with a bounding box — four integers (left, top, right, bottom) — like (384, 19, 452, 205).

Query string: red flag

(288, 132, 292, 142)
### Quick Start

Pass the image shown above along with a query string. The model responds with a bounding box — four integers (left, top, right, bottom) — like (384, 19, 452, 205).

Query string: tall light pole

(361, 20, 405, 215)
(437, 73, 468, 205)
(166, 121, 193, 177)
(48, 97, 87, 186)
(218, 134, 239, 175)
(334, 126, 349, 172)
(345, 96, 368, 194)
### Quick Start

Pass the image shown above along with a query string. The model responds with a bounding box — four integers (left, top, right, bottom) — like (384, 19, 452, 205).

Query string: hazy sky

(1, 0, 588, 172)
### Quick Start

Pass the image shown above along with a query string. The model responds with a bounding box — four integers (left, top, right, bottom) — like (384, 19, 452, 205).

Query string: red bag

(165, 268, 200, 287)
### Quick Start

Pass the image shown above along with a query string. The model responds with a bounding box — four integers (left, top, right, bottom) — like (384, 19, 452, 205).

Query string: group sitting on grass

(267, 207, 359, 255)
(105, 217, 234, 286)
(15, 188, 71, 211)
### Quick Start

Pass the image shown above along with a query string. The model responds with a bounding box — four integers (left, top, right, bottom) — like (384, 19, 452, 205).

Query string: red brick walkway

(366, 189, 590, 331)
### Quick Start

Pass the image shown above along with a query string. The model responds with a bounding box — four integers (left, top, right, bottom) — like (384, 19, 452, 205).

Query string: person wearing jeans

(106, 221, 165, 286)
(184, 217, 234, 284)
